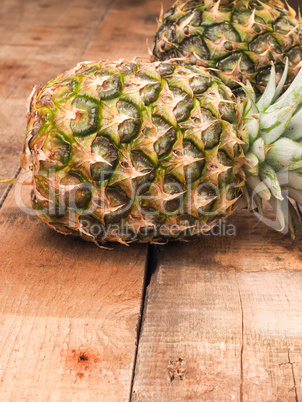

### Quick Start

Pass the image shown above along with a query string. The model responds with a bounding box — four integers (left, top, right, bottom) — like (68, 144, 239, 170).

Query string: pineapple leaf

(266, 138, 302, 171)
(256, 63, 276, 113)
(259, 163, 283, 200)
(250, 137, 265, 162)
(273, 57, 289, 102)
(260, 104, 295, 145)
(246, 175, 271, 201)
(283, 106, 302, 141)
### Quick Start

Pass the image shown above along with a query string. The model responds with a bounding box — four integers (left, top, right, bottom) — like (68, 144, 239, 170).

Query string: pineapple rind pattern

(152, 0, 302, 95)
(23, 60, 244, 245)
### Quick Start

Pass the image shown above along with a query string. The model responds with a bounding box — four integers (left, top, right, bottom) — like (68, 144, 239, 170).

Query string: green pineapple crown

(241, 58, 302, 237)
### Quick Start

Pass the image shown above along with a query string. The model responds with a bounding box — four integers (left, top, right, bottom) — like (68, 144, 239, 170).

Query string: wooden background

(0, 0, 301, 400)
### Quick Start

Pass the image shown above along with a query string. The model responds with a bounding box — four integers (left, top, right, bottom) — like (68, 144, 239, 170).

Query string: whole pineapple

(23, 61, 244, 245)
(152, 0, 302, 96)
(22, 59, 302, 245)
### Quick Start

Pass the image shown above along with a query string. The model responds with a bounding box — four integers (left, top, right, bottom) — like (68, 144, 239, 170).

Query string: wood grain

(0, 0, 302, 400)
(132, 211, 302, 400)
(0, 0, 113, 200)
(83, 0, 171, 61)
(0, 0, 155, 400)
(0, 185, 147, 401)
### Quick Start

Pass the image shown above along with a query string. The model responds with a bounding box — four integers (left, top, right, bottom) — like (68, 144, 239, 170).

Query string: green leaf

(266, 138, 302, 171)
(240, 81, 260, 144)
(251, 137, 265, 162)
(277, 66, 302, 107)
(260, 104, 295, 145)
(269, 197, 286, 232)
(277, 169, 302, 191)
(273, 58, 289, 102)
(246, 175, 271, 201)
(283, 106, 302, 141)
(287, 187, 302, 204)
(256, 63, 276, 113)
(259, 163, 283, 200)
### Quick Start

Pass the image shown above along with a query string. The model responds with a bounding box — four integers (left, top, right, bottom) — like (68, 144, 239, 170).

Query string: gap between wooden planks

(132, 210, 302, 401)
(0, 0, 169, 400)
(1, 0, 301, 400)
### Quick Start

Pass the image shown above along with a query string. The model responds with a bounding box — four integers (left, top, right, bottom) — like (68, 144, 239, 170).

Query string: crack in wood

(288, 349, 299, 402)
(129, 244, 156, 401)
(236, 274, 244, 402)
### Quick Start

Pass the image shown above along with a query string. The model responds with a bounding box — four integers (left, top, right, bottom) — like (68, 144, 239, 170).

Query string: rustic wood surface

(0, 0, 167, 400)
(0, 186, 147, 401)
(0, 0, 301, 401)
(132, 211, 302, 401)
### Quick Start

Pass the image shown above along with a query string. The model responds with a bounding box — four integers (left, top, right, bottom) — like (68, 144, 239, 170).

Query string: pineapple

(152, 0, 302, 96)
(22, 59, 302, 245)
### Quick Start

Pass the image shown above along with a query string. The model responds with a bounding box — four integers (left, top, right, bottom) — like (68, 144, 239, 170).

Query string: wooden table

(0, 0, 301, 400)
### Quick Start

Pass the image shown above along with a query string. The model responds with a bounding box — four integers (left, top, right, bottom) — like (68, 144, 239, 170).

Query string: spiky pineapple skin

(152, 0, 302, 95)
(23, 60, 244, 245)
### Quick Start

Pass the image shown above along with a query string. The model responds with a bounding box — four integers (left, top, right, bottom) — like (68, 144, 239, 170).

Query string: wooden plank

(0, 0, 113, 200)
(132, 211, 302, 400)
(0, 0, 151, 400)
(83, 0, 172, 61)
(238, 271, 302, 401)
(0, 185, 147, 401)
(132, 261, 243, 401)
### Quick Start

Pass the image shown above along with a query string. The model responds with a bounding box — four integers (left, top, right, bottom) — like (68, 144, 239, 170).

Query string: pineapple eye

(178, 36, 209, 63)
(172, 89, 194, 122)
(40, 131, 71, 171)
(139, 81, 161, 105)
(116, 101, 141, 142)
(96, 73, 122, 100)
(60, 172, 92, 210)
(196, 183, 219, 216)
(189, 74, 211, 94)
(131, 151, 155, 193)
(249, 34, 281, 55)
(28, 118, 43, 149)
(275, 17, 297, 34)
(183, 140, 205, 183)
(116, 62, 137, 74)
(217, 151, 234, 186)
(218, 89, 236, 123)
(252, 24, 261, 34)
(71, 97, 99, 136)
(163, 175, 185, 213)
(217, 53, 254, 87)
(198, 108, 222, 149)
(51, 79, 78, 103)
(155, 63, 175, 77)
(224, 41, 234, 51)
(76, 65, 99, 76)
(286, 46, 302, 68)
(90, 136, 118, 183)
(104, 187, 131, 225)
(154, 127, 176, 157)
(205, 24, 239, 43)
